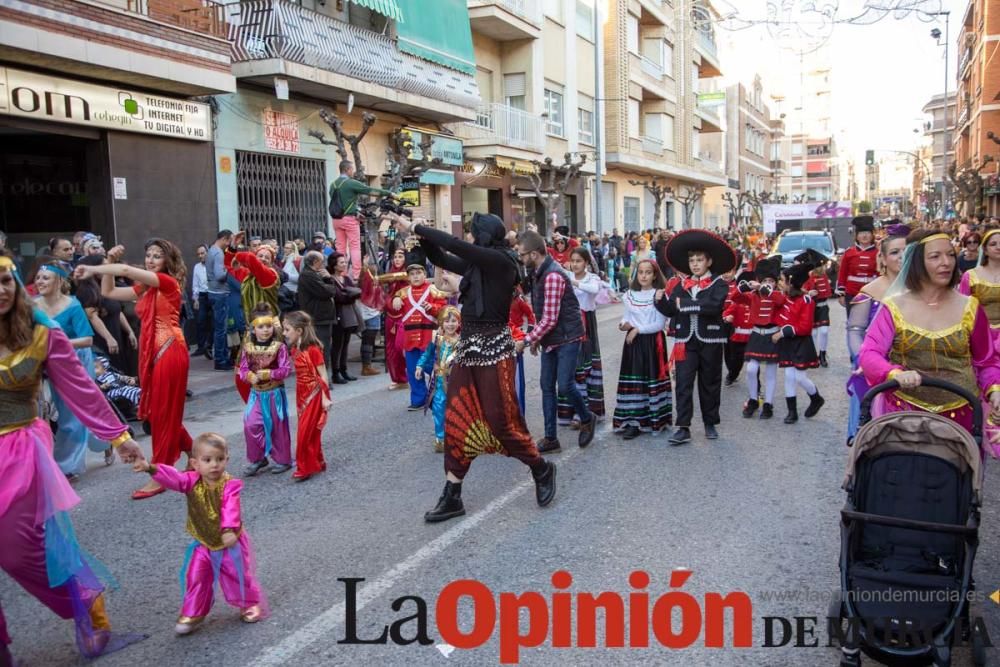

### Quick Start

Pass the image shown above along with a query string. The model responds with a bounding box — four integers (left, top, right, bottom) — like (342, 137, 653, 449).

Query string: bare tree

(746, 191, 774, 224)
(674, 185, 705, 229)
(528, 153, 588, 228)
(721, 190, 752, 226)
(628, 178, 673, 228)
(948, 156, 993, 218)
(307, 108, 377, 179)
(383, 130, 443, 192)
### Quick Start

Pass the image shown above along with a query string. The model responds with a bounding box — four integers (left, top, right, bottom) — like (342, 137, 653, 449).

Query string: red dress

(292, 344, 330, 478)
(134, 274, 193, 465)
(383, 274, 410, 384)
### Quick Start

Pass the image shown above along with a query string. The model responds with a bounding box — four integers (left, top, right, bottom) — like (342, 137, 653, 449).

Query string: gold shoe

(434, 438, 444, 453)
(89, 593, 111, 632)
(241, 605, 263, 623)
(175, 615, 205, 635)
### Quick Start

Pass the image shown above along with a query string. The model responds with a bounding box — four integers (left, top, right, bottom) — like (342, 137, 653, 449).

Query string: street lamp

(928, 11, 951, 217)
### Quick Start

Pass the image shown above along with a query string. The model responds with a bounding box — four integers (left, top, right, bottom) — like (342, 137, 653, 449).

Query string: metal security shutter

(600, 181, 615, 233)
(623, 196, 640, 234)
(235, 151, 327, 242)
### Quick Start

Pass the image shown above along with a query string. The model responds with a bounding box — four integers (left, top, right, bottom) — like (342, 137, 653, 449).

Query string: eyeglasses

(518, 251, 533, 258)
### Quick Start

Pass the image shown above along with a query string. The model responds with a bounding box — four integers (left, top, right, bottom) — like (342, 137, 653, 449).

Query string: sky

(714, 0, 966, 186)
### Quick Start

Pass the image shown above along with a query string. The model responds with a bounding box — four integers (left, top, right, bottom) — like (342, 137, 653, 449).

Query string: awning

(350, 0, 404, 22)
(496, 158, 537, 176)
(395, 0, 476, 76)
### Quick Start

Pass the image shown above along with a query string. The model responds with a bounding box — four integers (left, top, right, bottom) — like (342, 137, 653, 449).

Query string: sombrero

(665, 229, 737, 276)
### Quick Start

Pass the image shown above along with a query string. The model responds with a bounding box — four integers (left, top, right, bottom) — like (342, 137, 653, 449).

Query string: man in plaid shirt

(515, 231, 596, 452)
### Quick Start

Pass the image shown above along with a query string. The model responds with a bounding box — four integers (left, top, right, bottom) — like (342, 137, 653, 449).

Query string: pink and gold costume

(0, 323, 135, 658)
(150, 465, 268, 625)
(959, 268, 1000, 454)
(238, 336, 292, 466)
(858, 296, 1000, 433)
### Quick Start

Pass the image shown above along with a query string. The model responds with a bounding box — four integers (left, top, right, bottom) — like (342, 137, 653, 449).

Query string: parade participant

(95, 354, 141, 419)
(733, 257, 784, 420)
(282, 311, 331, 481)
(655, 230, 735, 445)
(508, 285, 535, 415)
(517, 232, 596, 452)
(417, 307, 461, 453)
(836, 215, 879, 315)
(239, 303, 292, 476)
(133, 433, 268, 634)
(76, 240, 193, 500)
(612, 259, 672, 440)
(629, 235, 655, 280)
(380, 245, 410, 390)
(34, 261, 109, 477)
(557, 247, 605, 428)
(391, 247, 447, 410)
(797, 249, 833, 367)
(393, 213, 556, 523)
(723, 269, 754, 386)
(773, 264, 824, 424)
(227, 236, 281, 400)
(548, 235, 573, 267)
(859, 228, 1000, 435)
(358, 254, 385, 378)
(845, 224, 908, 445)
(0, 253, 145, 661)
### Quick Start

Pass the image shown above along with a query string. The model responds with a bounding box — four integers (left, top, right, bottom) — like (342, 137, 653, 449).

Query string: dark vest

(530, 255, 585, 348)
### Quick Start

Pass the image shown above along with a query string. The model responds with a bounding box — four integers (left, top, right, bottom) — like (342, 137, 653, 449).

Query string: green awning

(351, 0, 404, 22)
(394, 0, 476, 76)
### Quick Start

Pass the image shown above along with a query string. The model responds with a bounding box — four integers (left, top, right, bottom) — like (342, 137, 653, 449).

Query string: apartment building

(954, 0, 1000, 217)
(921, 93, 956, 209)
(600, 0, 726, 232)
(770, 116, 791, 200)
(0, 0, 236, 258)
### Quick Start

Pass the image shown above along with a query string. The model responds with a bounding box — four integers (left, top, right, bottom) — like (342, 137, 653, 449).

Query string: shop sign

(262, 109, 299, 153)
(399, 177, 421, 207)
(696, 91, 726, 109)
(762, 200, 853, 233)
(419, 169, 455, 186)
(402, 127, 463, 166)
(0, 67, 212, 141)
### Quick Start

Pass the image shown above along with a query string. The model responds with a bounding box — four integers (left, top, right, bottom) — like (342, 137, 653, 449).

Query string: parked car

(769, 230, 839, 269)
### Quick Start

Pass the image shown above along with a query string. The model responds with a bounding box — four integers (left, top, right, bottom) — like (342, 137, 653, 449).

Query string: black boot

(783, 397, 798, 424)
(819, 351, 828, 368)
(759, 402, 774, 419)
(532, 461, 557, 507)
(424, 481, 465, 523)
(804, 391, 825, 418)
(341, 369, 357, 382)
(742, 398, 759, 418)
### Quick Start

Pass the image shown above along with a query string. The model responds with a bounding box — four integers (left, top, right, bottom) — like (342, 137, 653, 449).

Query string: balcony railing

(228, 0, 479, 109)
(698, 30, 718, 60)
(957, 103, 970, 130)
(770, 159, 785, 171)
(470, 0, 542, 24)
(450, 103, 545, 151)
(960, 46, 973, 78)
(642, 135, 664, 155)
(639, 55, 664, 80)
(127, 0, 226, 38)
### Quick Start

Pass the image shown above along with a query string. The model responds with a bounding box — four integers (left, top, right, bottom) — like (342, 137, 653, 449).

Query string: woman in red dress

(75, 239, 193, 499)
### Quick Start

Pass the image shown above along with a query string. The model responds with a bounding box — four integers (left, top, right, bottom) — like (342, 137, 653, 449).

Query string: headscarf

(461, 212, 518, 318)
(0, 255, 56, 328)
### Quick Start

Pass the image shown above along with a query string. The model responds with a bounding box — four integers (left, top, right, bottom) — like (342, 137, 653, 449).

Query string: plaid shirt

(524, 271, 566, 347)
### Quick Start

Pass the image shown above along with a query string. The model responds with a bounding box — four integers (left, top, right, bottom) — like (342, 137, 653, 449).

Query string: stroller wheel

(972, 625, 987, 666)
(827, 591, 843, 621)
(931, 644, 951, 667)
(839, 651, 861, 667)
(142, 421, 152, 435)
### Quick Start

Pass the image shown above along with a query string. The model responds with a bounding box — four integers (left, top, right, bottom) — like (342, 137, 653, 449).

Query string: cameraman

(330, 160, 392, 280)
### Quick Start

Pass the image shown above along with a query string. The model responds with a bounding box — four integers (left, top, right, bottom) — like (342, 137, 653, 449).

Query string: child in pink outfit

(134, 432, 268, 634)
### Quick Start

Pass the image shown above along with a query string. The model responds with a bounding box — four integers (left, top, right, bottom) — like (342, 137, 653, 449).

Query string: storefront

(0, 66, 217, 267)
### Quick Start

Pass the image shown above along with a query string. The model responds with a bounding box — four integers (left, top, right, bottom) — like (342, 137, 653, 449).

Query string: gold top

(966, 270, 1000, 328)
(376, 272, 408, 284)
(0, 325, 48, 436)
(919, 233, 951, 245)
(884, 296, 979, 412)
(185, 473, 240, 550)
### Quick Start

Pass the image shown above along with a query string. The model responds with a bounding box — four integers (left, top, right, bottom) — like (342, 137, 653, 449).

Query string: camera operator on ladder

(330, 160, 393, 281)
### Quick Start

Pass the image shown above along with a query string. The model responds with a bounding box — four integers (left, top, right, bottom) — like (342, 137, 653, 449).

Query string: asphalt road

(4, 303, 1000, 666)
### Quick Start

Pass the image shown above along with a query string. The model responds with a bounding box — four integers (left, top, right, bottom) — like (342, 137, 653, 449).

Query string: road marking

(251, 447, 585, 666)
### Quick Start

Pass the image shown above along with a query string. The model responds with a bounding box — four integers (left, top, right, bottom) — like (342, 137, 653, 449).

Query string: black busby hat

(755, 257, 781, 282)
(784, 263, 812, 290)
(405, 245, 427, 271)
(665, 229, 737, 276)
(852, 215, 875, 234)
(735, 269, 756, 284)
(794, 248, 827, 269)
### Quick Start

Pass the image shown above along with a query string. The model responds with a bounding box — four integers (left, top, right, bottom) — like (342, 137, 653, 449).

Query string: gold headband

(983, 229, 1000, 245)
(919, 233, 951, 245)
(0, 256, 13, 272)
(251, 316, 279, 327)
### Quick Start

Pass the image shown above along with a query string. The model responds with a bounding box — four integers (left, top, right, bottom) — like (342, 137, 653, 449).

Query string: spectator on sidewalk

(191, 244, 211, 358)
(206, 230, 234, 370)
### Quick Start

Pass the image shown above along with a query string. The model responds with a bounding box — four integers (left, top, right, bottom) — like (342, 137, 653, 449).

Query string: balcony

(642, 135, 665, 155)
(0, 0, 234, 95)
(630, 53, 673, 100)
(467, 0, 541, 40)
(447, 103, 545, 156)
(694, 30, 722, 77)
(227, 0, 478, 122)
(960, 45, 973, 79)
(695, 105, 722, 133)
(957, 103, 971, 132)
(640, 55, 664, 80)
(771, 159, 786, 172)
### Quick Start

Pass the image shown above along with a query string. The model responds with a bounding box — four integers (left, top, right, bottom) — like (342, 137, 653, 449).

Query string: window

(791, 165, 804, 177)
(792, 143, 803, 156)
(627, 14, 639, 53)
(692, 129, 699, 159)
(624, 197, 640, 233)
(663, 41, 674, 78)
(504, 73, 527, 110)
(691, 64, 699, 94)
(575, 1, 594, 41)
(628, 98, 640, 138)
(545, 0, 563, 22)
(544, 87, 564, 136)
(578, 93, 594, 144)
(663, 114, 675, 150)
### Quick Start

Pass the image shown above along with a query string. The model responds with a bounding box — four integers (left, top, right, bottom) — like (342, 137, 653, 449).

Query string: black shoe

(759, 403, 774, 420)
(742, 399, 759, 418)
(269, 463, 292, 474)
(819, 351, 828, 368)
(244, 459, 269, 476)
(704, 424, 719, 440)
(341, 370, 357, 382)
(536, 437, 561, 453)
(204, 349, 214, 361)
(332, 375, 348, 385)
(424, 481, 465, 523)
(804, 392, 825, 418)
(724, 374, 736, 387)
(532, 461, 556, 507)
(214, 363, 234, 371)
(407, 404, 424, 412)
(783, 397, 798, 424)
(622, 425, 642, 440)
(668, 427, 692, 446)
(577, 417, 596, 448)
(191, 348, 207, 358)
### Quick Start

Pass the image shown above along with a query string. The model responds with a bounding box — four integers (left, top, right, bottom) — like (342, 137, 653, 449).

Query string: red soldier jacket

(805, 274, 833, 302)
(723, 283, 752, 343)
(778, 294, 816, 338)
(836, 245, 879, 298)
(395, 283, 447, 351)
(732, 282, 786, 328)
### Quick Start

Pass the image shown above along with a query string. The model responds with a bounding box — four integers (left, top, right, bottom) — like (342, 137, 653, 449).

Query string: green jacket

(330, 176, 392, 217)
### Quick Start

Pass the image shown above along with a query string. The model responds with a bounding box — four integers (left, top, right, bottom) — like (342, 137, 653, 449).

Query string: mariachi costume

(557, 270, 606, 425)
(612, 286, 673, 435)
(0, 258, 139, 660)
(418, 309, 461, 452)
(798, 248, 833, 367)
(655, 230, 735, 442)
(238, 325, 292, 471)
(836, 215, 879, 314)
(291, 344, 330, 479)
(732, 257, 784, 418)
(148, 465, 267, 630)
(396, 248, 447, 410)
(777, 264, 824, 423)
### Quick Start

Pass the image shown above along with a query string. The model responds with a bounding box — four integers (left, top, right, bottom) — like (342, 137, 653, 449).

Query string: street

(4, 304, 1000, 667)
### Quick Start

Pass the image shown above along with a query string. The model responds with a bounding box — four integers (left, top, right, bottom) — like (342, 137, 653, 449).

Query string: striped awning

(350, 0, 404, 22)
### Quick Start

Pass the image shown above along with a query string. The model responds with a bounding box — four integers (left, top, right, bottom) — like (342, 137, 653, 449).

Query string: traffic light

(865, 150, 875, 166)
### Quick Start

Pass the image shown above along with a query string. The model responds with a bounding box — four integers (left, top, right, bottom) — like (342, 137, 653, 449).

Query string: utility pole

(592, 0, 603, 233)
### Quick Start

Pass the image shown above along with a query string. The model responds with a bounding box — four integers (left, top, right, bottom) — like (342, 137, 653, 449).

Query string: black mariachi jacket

(654, 276, 729, 344)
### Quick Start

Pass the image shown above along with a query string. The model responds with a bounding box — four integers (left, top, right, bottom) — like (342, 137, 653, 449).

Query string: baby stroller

(833, 377, 987, 667)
